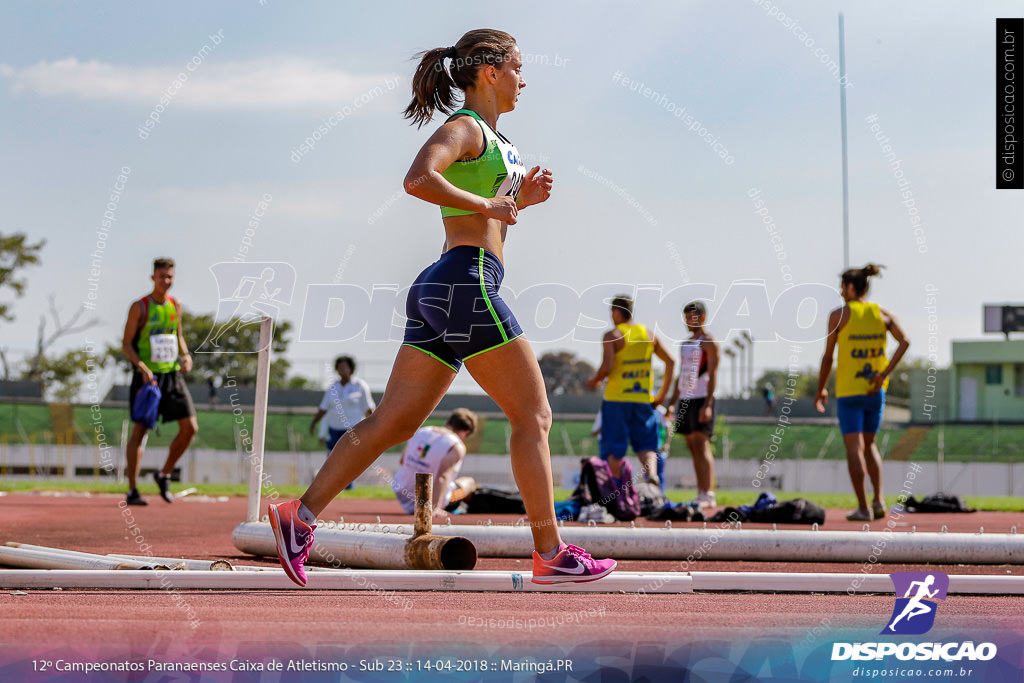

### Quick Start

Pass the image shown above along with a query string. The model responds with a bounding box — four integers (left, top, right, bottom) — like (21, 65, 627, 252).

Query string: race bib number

(149, 334, 179, 364)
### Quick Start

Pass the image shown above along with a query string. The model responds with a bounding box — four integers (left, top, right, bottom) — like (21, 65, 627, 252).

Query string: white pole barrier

(0, 545, 164, 571)
(0, 569, 1020, 595)
(0, 569, 691, 593)
(106, 554, 233, 571)
(692, 572, 1024, 594)
(231, 521, 476, 571)
(247, 316, 273, 523)
(282, 522, 1024, 564)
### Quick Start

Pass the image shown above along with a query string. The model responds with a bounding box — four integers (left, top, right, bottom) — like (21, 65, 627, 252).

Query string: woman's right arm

(404, 118, 518, 223)
(814, 308, 844, 411)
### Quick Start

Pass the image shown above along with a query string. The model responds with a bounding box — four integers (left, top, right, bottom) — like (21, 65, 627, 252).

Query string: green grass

(2, 480, 1022, 512)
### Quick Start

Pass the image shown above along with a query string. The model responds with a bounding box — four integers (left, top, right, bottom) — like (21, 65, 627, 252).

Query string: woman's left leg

(464, 337, 559, 553)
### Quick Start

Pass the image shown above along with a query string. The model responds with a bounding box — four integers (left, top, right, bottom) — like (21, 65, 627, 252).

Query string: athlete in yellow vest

(120, 258, 198, 506)
(587, 295, 675, 480)
(815, 264, 910, 522)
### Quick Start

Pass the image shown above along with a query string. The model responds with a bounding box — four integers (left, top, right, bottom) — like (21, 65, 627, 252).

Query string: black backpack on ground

(750, 498, 826, 525)
(903, 493, 976, 513)
(463, 487, 527, 514)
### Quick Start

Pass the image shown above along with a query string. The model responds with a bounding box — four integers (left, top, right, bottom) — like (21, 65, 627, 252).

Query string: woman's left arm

(874, 307, 911, 393)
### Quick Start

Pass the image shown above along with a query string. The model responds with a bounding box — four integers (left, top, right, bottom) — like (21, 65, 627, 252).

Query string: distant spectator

(120, 257, 197, 506)
(310, 356, 375, 488)
(762, 381, 775, 415)
(207, 375, 218, 407)
(667, 301, 719, 509)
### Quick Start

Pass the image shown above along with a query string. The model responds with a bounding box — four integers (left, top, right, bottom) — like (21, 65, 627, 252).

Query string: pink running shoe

(268, 500, 316, 587)
(531, 543, 616, 584)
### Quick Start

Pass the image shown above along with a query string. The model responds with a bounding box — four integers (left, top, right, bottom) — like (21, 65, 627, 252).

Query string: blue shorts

(403, 246, 522, 372)
(325, 427, 348, 451)
(836, 391, 885, 435)
(599, 400, 660, 459)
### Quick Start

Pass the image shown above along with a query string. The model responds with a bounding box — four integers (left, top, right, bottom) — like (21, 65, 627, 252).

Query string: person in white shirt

(667, 302, 720, 509)
(310, 356, 375, 488)
(392, 408, 478, 519)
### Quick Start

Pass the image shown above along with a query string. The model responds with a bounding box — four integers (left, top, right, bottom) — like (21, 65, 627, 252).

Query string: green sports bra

(440, 109, 526, 218)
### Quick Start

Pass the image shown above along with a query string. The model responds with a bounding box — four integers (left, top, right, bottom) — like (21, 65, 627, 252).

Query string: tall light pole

(733, 337, 747, 398)
(742, 330, 754, 394)
(839, 12, 850, 270)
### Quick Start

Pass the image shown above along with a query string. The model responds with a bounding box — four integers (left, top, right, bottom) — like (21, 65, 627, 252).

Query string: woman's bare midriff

(442, 213, 508, 262)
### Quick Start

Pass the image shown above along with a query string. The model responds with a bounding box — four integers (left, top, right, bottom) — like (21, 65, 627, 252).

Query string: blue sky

(1, 1, 1019, 394)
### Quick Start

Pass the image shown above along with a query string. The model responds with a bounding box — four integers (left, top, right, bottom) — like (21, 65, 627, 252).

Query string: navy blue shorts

(836, 391, 885, 435)
(599, 400, 660, 459)
(403, 245, 522, 371)
(325, 427, 348, 452)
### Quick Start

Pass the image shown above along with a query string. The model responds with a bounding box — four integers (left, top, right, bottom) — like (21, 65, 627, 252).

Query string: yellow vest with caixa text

(836, 301, 889, 398)
(604, 323, 654, 403)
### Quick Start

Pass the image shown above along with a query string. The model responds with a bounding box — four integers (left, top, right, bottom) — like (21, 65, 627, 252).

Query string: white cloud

(0, 57, 402, 111)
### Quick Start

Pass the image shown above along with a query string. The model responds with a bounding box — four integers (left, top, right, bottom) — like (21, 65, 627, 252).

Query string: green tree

(286, 375, 320, 390)
(538, 351, 597, 395)
(0, 232, 45, 323)
(179, 313, 292, 386)
(0, 232, 46, 379)
(38, 347, 106, 401)
(22, 296, 99, 382)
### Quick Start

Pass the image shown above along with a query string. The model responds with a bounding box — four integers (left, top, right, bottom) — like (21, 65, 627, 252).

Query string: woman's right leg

(300, 346, 456, 516)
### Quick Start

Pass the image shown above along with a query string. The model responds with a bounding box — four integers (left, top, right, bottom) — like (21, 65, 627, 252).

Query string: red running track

(0, 492, 1022, 680)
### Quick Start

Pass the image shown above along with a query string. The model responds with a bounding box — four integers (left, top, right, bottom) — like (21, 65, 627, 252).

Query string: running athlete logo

(202, 262, 296, 352)
(882, 571, 949, 635)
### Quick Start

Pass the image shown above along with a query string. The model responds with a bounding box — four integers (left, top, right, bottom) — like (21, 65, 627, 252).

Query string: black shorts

(402, 245, 523, 372)
(130, 371, 196, 425)
(674, 397, 715, 436)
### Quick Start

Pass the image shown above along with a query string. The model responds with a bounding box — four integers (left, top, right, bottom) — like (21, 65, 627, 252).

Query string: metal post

(414, 473, 433, 538)
(839, 12, 850, 270)
(247, 316, 273, 523)
(733, 338, 746, 397)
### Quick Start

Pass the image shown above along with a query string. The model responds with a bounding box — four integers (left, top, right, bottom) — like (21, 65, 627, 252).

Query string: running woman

(120, 258, 198, 505)
(268, 29, 615, 586)
(814, 264, 910, 522)
(667, 302, 719, 509)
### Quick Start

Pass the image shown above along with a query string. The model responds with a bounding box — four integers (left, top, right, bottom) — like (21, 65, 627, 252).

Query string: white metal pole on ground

(0, 545, 164, 571)
(261, 521, 1024, 565)
(0, 569, 1020, 595)
(247, 316, 273, 523)
(231, 521, 476, 571)
(0, 569, 691, 593)
(106, 554, 233, 571)
(691, 572, 1024, 595)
